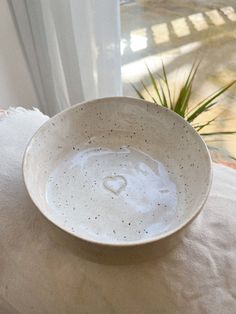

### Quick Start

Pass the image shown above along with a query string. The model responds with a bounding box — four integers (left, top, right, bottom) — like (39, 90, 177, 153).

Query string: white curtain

(9, 0, 122, 116)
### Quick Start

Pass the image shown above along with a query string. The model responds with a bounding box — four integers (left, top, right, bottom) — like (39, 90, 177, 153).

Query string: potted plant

(132, 61, 236, 164)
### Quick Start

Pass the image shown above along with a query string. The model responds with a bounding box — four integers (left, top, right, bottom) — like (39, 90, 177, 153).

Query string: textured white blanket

(0, 108, 235, 314)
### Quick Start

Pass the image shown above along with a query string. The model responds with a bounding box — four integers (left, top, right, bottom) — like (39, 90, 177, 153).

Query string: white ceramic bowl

(23, 97, 212, 246)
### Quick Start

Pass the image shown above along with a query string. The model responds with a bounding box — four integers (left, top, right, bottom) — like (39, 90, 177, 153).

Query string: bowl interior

(23, 97, 211, 246)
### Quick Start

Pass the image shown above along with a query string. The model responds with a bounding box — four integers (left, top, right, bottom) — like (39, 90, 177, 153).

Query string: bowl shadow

(46, 215, 188, 265)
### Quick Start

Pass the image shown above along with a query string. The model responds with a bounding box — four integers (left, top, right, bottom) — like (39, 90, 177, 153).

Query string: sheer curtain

(9, 0, 122, 116)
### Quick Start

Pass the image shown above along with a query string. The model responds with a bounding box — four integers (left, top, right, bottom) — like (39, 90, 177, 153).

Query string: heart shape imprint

(103, 175, 127, 195)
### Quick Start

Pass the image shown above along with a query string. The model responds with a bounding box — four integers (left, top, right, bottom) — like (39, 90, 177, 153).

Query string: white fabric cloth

(9, 0, 121, 116)
(0, 108, 236, 314)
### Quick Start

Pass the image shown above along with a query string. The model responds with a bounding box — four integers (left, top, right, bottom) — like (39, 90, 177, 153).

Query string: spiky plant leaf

(131, 83, 145, 100)
(132, 61, 236, 141)
(174, 61, 200, 116)
(200, 131, 236, 136)
(161, 61, 173, 109)
(146, 64, 166, 107)
(187, 80, 236, 123)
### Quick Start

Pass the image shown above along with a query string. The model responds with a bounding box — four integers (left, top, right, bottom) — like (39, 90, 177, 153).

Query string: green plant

(132, 61, 236, 138)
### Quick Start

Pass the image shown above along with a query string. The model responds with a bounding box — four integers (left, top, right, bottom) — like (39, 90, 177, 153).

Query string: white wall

(0, 0, 37, 108)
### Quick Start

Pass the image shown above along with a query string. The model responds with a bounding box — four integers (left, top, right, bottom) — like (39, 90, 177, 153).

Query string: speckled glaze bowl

(23, 97, 212, 246)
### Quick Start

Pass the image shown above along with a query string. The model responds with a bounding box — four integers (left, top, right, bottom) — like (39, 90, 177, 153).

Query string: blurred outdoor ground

(121, 0, 236, 158)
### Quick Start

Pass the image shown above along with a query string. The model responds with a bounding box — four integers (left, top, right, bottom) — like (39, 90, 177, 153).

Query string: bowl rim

(23, 96, 213, 247)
